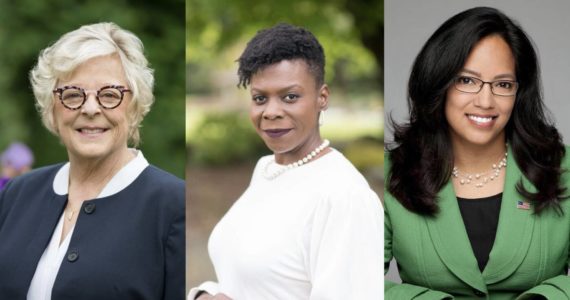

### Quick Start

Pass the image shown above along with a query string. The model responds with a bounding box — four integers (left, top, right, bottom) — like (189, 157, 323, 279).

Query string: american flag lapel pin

(517, 200, 531, 210)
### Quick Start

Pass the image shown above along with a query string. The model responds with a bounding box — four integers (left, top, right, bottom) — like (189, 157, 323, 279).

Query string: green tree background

(187, 0, 384, 166)
(187, 0, 382, 94)
(0, 0, 186, 178)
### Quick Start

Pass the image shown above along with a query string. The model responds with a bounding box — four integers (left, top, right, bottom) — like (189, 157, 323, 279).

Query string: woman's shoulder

(320, 149, 371, 186)
(3, 163, 64, 191)
(0, 163, 65, 214)
(312, 150, 381, 205)
(135, 165, 184, 201)
(113, 165, 184, 219)
(143, 165, 184, 187)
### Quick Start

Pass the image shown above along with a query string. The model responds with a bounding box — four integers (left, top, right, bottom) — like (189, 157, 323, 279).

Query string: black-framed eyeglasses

(453, 76, 518, 96)
(52, 85, 131, 110)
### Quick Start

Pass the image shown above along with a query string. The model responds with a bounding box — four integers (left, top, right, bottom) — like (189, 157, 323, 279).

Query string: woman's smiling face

(249, 59, 328, 164)
(53, 54, 131, 162)
(445, 34, 516, 148)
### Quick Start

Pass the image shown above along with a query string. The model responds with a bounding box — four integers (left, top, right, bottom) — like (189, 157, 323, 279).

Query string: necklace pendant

(67, 210, 74, 221)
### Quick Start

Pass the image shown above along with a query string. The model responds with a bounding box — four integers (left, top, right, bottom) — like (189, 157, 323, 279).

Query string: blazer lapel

(482, 148, 535, 283)
(20, 193, 67, 281)
(425, 181, 487, 292)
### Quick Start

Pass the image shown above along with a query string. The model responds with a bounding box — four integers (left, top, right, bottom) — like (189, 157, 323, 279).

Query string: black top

(457, 193, 502, 272)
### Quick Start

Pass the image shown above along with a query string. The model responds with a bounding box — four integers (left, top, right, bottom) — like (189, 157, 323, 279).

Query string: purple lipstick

(264, 129, 291, 138)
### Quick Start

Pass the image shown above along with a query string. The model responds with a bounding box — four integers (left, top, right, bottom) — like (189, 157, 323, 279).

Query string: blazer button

(83, 203, 96, 214)
(474, 290, 485, 297)
(67, 250, 79, 262)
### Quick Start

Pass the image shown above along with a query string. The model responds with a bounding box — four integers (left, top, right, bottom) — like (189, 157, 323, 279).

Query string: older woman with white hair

(0, 22, 185, 300)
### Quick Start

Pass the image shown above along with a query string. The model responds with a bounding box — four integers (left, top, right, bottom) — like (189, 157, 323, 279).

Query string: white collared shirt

(26, 150, 149, 300)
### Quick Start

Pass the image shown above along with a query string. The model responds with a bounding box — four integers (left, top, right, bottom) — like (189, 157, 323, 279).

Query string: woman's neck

(452, 136, 507, 174)
(274, 133, 324, 165)
(67, 148, 135, 196)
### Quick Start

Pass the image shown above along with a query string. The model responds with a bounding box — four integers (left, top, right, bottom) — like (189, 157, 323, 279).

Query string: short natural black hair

(237, 23, 325, 89)
(388, 7, 566, 216)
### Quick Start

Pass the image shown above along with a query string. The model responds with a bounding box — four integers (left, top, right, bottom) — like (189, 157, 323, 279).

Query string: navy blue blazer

(0, 163, 185, 300)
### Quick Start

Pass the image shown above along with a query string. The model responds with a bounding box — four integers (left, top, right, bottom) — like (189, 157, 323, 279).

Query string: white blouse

(189, 149, 383, 299)
(26, 150, 149, 300)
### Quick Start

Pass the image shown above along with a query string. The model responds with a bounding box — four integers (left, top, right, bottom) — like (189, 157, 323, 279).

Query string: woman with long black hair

(385, 7, 570, 299)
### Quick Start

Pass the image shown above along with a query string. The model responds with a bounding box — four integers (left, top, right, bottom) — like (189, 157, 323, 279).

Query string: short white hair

(30, 22, 154, 146)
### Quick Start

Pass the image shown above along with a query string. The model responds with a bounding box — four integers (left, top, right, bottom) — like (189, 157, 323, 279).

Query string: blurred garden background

(0, 0, 186, 178)
(186, 0, 384, 290)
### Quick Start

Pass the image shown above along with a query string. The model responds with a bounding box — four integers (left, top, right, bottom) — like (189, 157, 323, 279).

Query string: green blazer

(384, 147, 570, 300)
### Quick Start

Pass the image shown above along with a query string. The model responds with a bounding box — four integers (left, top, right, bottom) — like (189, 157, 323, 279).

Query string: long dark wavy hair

(387, 6, 566, 216)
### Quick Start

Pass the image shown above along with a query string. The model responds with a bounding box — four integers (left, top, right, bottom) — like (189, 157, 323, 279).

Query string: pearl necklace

(452, 151, 507, 188)
(263, 139, 330, 180)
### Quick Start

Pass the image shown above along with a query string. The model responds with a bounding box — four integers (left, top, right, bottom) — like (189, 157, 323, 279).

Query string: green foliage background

(187, 0, 383, 94)
(186, 0, 384, 167)
(0, 0, 186, 178)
